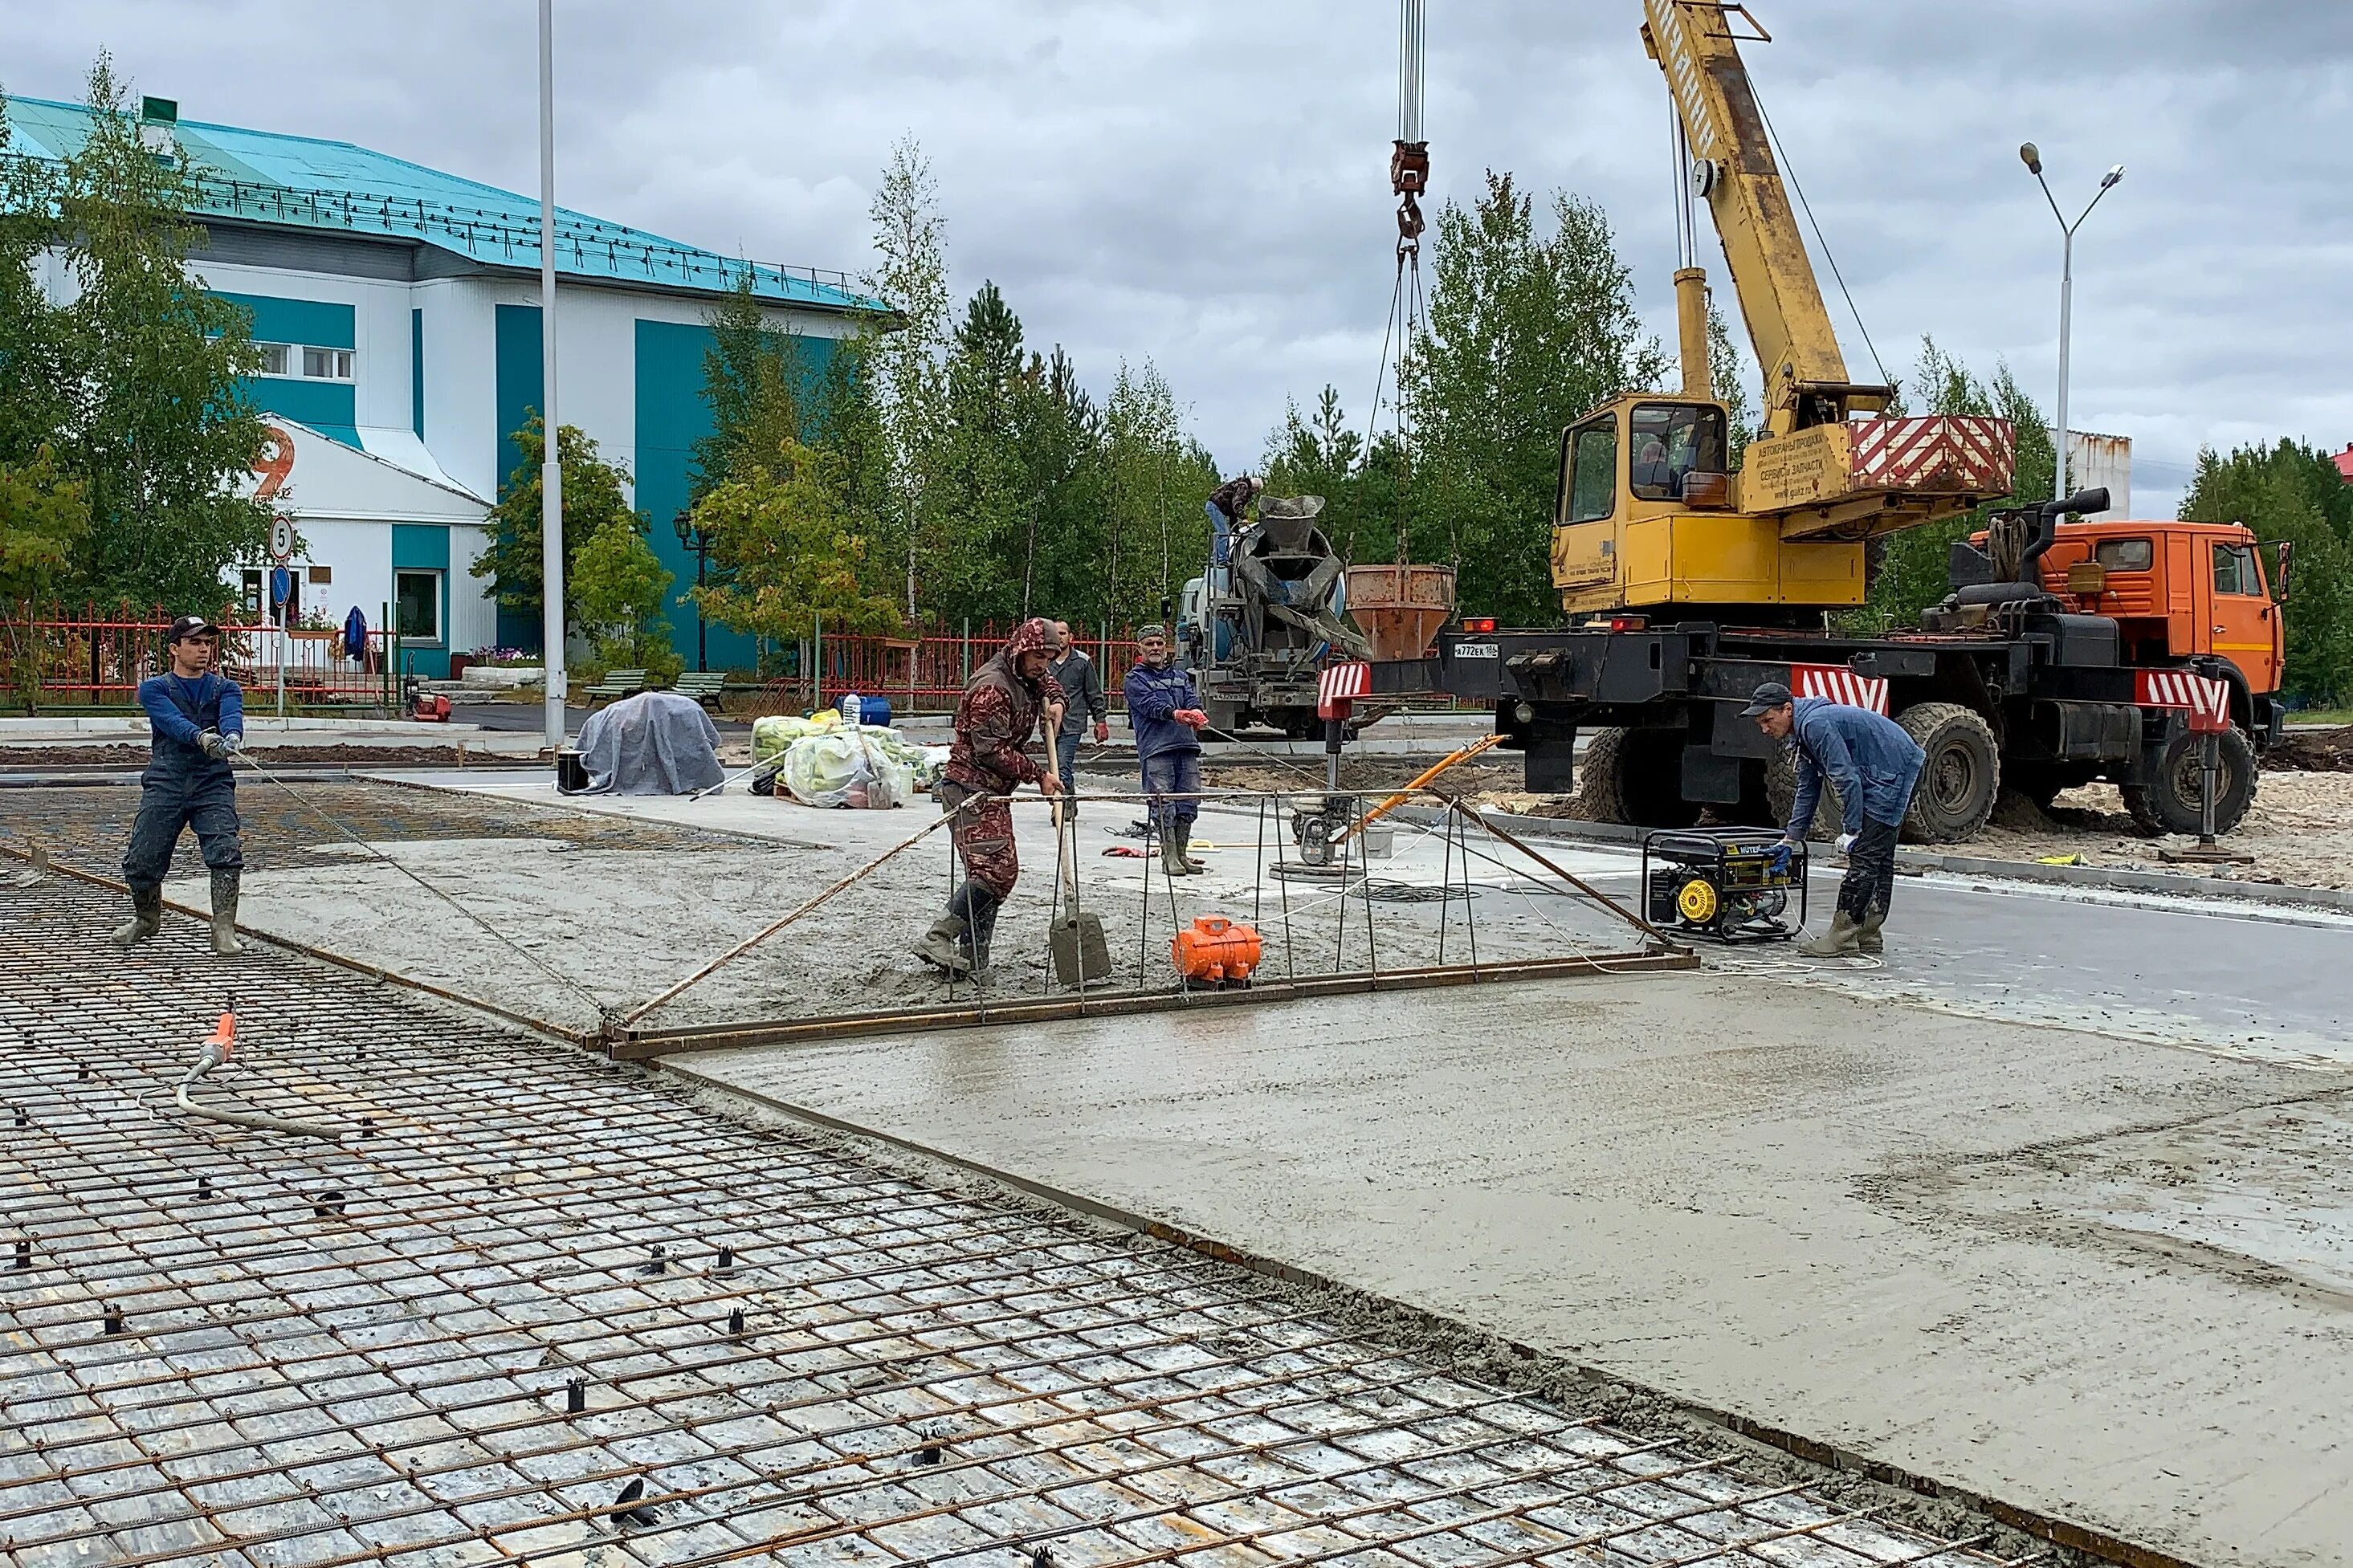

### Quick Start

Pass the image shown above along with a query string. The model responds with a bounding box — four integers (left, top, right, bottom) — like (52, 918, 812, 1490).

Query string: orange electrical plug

(206, 1010, 236, 1061)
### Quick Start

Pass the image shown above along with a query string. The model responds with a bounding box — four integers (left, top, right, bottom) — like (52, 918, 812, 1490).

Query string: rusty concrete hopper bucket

(1346, 562, 1458, 662)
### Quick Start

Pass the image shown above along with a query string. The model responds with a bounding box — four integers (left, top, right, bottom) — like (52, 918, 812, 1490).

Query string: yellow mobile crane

(1550, 0, 2013, 616)
(1371, 1, 2287, 845)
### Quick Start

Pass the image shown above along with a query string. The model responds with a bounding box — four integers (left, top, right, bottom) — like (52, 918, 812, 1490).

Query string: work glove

(1093, 721, 1110, 743)
(1835, 832, 1858, 854)
(1767, 841, 1794, 874)
(1174, 708, 1209, 728)
(199, 732, 231, 760)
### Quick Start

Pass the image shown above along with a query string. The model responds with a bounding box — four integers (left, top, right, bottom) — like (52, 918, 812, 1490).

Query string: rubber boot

(1855, 907, 1886, 955)
(1796, 910, 1862, 958)
(112, 885, 162, 948)
(914, 914, 972, 975)
(209, 870, 243, 955)
(1176, 821, 1205, 874)
(1160, 831, 1192, 878)
(966, 894, 1000, 981)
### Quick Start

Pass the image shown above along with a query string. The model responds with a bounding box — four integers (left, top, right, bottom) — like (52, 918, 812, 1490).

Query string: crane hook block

(1389, 140, 1429, 198)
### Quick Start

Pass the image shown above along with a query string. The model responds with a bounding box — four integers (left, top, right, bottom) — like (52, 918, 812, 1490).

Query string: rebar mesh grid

(2, 880, 2008, 1568)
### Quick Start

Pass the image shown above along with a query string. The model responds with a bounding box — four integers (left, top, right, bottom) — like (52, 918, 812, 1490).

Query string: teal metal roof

(3, 95, 885, 315)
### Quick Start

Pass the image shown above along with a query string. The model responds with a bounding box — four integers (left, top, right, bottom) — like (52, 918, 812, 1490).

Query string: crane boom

(1642, 0, 1887, 434)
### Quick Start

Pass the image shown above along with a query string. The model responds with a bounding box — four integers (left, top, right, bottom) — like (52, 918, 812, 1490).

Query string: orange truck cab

(2026, 519, 2286, 702)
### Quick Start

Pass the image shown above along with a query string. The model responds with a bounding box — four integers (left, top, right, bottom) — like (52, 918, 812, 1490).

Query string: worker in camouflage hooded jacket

(914, 617, 1066, 978)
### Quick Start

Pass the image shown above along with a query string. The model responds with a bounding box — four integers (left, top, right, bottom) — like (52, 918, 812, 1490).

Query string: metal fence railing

(0, 609, 407, 715)
(785, 625, 1144, 716)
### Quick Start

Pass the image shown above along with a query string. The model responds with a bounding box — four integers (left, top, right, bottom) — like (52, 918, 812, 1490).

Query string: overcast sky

(10, 2, 2349, 519)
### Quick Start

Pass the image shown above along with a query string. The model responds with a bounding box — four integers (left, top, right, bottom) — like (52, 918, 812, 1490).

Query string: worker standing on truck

(913, 617, 1065, 979)
(116, 615, 247, 956)
(1205, 473, 1262, 569)
(1124, 624, 1210, 876)
(1743, 680, 1923, 958)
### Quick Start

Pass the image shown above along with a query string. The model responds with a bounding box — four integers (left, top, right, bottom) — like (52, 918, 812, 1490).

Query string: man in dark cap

(1742, 679, 1923, 957)
(117, 614, 248, 955)
(914, 617, 1065, 979)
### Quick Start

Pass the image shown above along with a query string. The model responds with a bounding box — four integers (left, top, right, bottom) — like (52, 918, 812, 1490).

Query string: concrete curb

(1389, 804, 2353, 914)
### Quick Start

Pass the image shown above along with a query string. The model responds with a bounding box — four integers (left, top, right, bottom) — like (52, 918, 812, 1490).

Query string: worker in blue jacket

(1743, 680, 1923, 957)
(1123, 624, 1211, 877)
(116, 615, 248, 955)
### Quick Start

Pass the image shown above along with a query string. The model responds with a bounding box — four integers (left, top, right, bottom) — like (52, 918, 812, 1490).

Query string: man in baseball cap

(115, 613, 249, 955)
(1745, 678, 1923, 957)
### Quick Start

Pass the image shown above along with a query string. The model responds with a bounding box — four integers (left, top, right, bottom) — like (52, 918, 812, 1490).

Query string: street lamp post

(2020, 143, 2123, 506)
(673, 511, 716, 673)
(536, 0, 566, 748)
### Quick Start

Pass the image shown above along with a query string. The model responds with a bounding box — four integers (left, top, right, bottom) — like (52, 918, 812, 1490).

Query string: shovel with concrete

(1047, 798, 1112, 988)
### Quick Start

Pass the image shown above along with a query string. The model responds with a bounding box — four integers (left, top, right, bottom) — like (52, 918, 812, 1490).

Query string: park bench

(581, 668, 647, 707)
(671, 670, 727, 709)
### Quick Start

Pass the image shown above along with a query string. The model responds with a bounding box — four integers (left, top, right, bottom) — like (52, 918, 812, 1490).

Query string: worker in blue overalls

(115, 615, 247, 955)
(1745, 679, 1923, 958)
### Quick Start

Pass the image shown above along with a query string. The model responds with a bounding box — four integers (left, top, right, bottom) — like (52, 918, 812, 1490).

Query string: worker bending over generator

(1743, 680, 1923, 958)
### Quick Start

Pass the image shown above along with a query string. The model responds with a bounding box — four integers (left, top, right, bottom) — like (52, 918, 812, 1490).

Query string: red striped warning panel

(2137, 669, 2233, 734)
(1791, 663, 1890, 715)
(1316, 660, 1371, 719)
(1849, 414, 2014, 495)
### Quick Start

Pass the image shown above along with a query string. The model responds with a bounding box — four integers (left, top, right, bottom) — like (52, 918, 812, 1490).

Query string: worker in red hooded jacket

(914, 617, 1065, 979)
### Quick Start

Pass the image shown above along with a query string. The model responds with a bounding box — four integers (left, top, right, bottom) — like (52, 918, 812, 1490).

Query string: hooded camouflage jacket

(944, 617, 1066, 794)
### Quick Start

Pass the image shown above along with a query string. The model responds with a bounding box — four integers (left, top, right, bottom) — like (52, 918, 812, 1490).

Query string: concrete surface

(202, 772, 1644, 1035)
(176, 768, 2353, 1566)
(665, 971, 2353, 1568)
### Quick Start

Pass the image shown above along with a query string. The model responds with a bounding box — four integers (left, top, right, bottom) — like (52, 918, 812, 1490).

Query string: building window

(241, 568, 301, 624)
(394, 569, 442, 645)
(303, 346, 354, 381)
(255, 342, 292, 377)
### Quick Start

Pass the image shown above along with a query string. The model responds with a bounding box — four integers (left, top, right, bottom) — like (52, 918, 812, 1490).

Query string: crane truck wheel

(1895, 703, 2002, 843)
(1764, 745, 1843, 841)
(1575, 727, 1699, 828)
(2122, 724, 2257, 838)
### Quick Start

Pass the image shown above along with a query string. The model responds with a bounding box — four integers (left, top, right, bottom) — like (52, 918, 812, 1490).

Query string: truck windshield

(1629, 404, 1727, 500)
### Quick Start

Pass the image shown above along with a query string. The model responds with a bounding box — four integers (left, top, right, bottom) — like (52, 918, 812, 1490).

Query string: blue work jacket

(1123, 661, 1202, 762)
(137, 671, 244, 788)
(1786, 695, 1923, 837)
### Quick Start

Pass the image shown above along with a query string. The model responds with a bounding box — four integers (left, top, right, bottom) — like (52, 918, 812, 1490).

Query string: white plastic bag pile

(751, 712, 948, 809)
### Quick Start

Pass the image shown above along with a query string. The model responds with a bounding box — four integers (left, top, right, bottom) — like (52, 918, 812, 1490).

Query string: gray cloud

(8, 0, 2349, 519)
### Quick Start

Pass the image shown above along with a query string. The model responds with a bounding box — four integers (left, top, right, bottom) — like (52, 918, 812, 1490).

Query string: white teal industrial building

(5, 93, 880, 677)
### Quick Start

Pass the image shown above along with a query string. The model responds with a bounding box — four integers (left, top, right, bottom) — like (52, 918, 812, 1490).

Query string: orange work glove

(1093, 720, 1110, 743)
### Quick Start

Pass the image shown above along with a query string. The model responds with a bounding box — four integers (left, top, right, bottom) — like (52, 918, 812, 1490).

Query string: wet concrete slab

(667, 972, 2353, 1568)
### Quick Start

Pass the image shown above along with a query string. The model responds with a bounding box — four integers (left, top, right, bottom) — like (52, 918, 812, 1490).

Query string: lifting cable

(1365, 0, 1435, 567)
(1746, 79, 1890, 389)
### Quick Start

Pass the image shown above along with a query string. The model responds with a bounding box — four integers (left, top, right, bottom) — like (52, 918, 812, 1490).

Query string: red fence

(0, 609, 405, 712)
(789, 625, 1145, 715)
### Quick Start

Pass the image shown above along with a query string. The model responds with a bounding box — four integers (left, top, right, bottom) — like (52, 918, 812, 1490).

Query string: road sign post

(271, 568, 292, 723)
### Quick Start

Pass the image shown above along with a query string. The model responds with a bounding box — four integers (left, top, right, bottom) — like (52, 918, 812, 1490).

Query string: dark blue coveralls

(124, 671, 247, 891)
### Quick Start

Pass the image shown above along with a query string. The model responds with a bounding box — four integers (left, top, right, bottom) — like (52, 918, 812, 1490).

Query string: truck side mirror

(2273, 539, 2294, 603)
